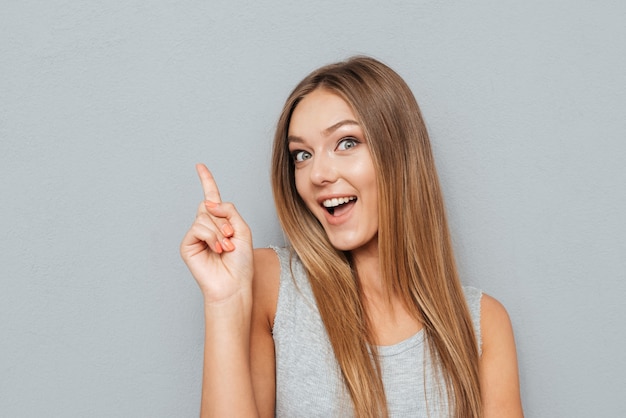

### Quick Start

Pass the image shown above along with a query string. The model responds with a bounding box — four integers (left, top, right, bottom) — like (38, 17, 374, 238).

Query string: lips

(317, 195, 358, 219)
(322, 196, 356, 215)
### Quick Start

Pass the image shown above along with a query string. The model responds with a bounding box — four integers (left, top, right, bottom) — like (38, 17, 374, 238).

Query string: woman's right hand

(180, 164, 254, 305)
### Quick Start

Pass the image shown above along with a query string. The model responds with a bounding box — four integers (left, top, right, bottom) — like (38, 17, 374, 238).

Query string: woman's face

(287, 89, 379, 254)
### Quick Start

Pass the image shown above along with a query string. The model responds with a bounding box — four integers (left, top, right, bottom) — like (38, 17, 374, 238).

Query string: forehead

(288, 89, 358, 136)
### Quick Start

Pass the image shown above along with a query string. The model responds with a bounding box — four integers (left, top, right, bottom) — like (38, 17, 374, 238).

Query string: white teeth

(322, 196, 356, 208)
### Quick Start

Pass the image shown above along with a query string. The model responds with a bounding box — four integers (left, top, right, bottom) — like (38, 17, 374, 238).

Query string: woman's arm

(180, 164, 259, 417)
(196, 249, 278, 418)
(250, 248, 280, 417)
(199, 288, 257, 417)
(479, 294, 524, 417)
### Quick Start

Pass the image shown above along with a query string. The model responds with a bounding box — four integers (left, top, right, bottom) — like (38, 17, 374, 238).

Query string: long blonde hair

(271, 56, 481, 417)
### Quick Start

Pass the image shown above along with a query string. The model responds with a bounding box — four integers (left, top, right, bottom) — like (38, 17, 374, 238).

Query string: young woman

(180, 56, 523, 417)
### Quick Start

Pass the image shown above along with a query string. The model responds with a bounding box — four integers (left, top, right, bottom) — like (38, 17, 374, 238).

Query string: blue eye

(337, 137, 358, 150)
(292, 150, 312, 162)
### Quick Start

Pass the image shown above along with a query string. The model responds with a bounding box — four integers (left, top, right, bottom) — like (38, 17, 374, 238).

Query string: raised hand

(180, 164, 254, 304)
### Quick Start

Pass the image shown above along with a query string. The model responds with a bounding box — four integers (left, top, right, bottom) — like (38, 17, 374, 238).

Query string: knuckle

(221, 201, 235, 211)
(195, 212, 210, 223)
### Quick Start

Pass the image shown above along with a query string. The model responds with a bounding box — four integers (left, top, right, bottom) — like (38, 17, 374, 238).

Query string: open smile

(321, 196, 357, 216)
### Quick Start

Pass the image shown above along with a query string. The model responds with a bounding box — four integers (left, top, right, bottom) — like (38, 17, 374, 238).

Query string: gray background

(2, 1, 625, 417)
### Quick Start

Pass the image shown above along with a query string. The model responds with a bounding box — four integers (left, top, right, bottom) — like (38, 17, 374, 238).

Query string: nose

(309, 152, 338, 185)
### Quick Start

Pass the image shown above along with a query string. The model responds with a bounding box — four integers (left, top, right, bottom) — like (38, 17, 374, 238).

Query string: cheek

(352, 160, 377, 191)
(358, 162, 379, 212)
(293, 170, 314, 208)
(293, 170, 305, 196)
(350, 150, 376, 176)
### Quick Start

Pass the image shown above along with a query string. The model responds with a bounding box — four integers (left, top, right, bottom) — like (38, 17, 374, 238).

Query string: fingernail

(221, 223, 234, 237)
(222, 238, 235, 251)
(205, 200, 218, 208)
(214, 241, 223, 253)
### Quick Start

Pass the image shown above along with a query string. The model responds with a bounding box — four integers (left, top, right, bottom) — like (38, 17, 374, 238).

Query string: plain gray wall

(2, 1, 625, 417)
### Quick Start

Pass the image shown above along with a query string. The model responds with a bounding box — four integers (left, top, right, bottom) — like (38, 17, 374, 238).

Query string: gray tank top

(271, 247, 483, 417)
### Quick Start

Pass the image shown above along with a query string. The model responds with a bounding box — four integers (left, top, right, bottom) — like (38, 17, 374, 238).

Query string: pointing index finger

(196, 163, 222, 203)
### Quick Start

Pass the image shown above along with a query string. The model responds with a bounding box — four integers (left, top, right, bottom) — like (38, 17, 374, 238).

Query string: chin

(325, 235, 356, 252)
(327, 235, 377, 254)
(326, 239, 348, 251)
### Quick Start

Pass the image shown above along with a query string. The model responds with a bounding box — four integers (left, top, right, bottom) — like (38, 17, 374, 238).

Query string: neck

(351, 241, 386, 302)
(351, 241, 423, 345)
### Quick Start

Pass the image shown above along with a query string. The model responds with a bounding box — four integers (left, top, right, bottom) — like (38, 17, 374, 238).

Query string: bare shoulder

(480, 294, 513, 339)
(479, 294, 524, 417)
(253, 247, 280, 277)
(253, 247, 280, 286)
(252, 248, 280, 326)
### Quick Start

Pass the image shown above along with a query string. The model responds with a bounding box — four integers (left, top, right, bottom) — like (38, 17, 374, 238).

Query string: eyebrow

(322, 119, 360, 136)
(288, 119, 360, 143)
